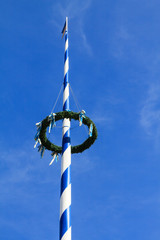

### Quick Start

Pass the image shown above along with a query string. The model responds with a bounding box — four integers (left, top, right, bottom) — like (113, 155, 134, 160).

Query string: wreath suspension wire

(69, 84, 88, 134)
(69, 84, 81, 112)
(50, 84, 63, 114)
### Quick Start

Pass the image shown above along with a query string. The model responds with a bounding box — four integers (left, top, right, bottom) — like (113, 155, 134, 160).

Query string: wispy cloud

(109, 25, 133, 59)
(90, 93, 124, 128)
(72, 151, 97, 176)
(51, 0, 93, 55)
(77, 19, 93, 56)
(0, 143, 60, 203)
(93, 116, 112, 124)
(0, 142, 62, 239)
(140, 83, 160, 143)
(57, 0, 91, 19)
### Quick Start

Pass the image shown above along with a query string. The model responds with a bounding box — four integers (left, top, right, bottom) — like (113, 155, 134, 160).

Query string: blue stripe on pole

(62, 129, 70, 143)
(60, 206, 71, 239)
(60, 167, 71, 196)
(62, 130, 70, 154)
(65, 33, 68, 41)
(63, 128, 70, 138)
(64, 51, 68, 63)
(63, 81, 68, 91)
(64, 73, 69, 86)
(63, 99, 70, 111)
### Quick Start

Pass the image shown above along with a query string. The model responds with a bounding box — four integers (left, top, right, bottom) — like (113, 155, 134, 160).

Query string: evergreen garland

(39, 111, 98, 154)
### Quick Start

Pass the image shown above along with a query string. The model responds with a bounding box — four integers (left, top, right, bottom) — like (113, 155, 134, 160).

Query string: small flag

(61, 17, 68, 39)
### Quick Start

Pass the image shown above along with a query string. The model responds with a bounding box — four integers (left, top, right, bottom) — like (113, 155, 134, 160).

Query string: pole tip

(66, 17, 68, 31)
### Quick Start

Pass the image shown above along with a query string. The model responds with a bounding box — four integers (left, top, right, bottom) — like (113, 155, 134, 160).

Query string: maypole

(60, 17, 71, 240)
(34, 17, 98, 240)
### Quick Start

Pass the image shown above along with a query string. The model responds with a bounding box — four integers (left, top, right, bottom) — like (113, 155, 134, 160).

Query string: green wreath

(39, 111, 98, 154)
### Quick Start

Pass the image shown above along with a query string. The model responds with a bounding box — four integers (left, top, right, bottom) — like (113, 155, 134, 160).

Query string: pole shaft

(60, 17, 71, 240)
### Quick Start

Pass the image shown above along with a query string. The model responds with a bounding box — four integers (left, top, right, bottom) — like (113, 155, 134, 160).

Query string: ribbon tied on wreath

(79, 110, 86, 126)
(34, 122, 42, 148)
(89, 123, 93, 137)
(48, 113, 56, 133)
(49, 152, 59, 166)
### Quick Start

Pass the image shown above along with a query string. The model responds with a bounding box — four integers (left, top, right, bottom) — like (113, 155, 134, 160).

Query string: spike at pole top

(66, 17, 68, 31)
(62, 17, 68, 38)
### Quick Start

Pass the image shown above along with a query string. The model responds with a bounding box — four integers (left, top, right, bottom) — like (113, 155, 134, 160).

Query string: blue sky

(0, 0, 160, 239)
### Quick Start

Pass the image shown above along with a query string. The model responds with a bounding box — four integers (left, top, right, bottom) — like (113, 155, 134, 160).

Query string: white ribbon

(34, 138, 41, 148)
(48, 113, 56, 133)
(49, 153, 58, 166)
(79, 110, 86, 126)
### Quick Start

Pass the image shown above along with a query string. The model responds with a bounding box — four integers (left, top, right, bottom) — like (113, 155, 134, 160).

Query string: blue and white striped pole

(60, 17, 71, 240)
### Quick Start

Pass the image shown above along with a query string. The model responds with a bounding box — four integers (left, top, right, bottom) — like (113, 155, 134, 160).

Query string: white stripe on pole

(61, 227, 71, 240)
(60, 184, 71, 217)
(64, 58, 69, 76)
(63, 87, 69, 106)
(61, 146, 71, 176)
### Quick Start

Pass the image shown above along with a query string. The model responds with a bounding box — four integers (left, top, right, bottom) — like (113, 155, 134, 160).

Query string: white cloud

(89, 93, 124, 129)
(0, 143, 60, 203)
(72, 152, 97, 176)
(140, 83, 160, 140)
(109, 25, 132, 59)
(77, 19, 93, 56)
(0, 142, 62, 239)
(51, 0, 93, 55)
(57, 0, 91, 19)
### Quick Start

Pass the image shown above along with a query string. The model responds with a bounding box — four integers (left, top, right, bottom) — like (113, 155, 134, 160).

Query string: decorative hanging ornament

(48, 113, 56, 133)
(40, 146, 45, 158)
(79, 110, 86, 126)
(34, 138, 41, 148)
(38, 144, 43, 152)
(89, 123, 93, 137)
(34, 122, 42, 140)
(49, 152, 59, 166)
